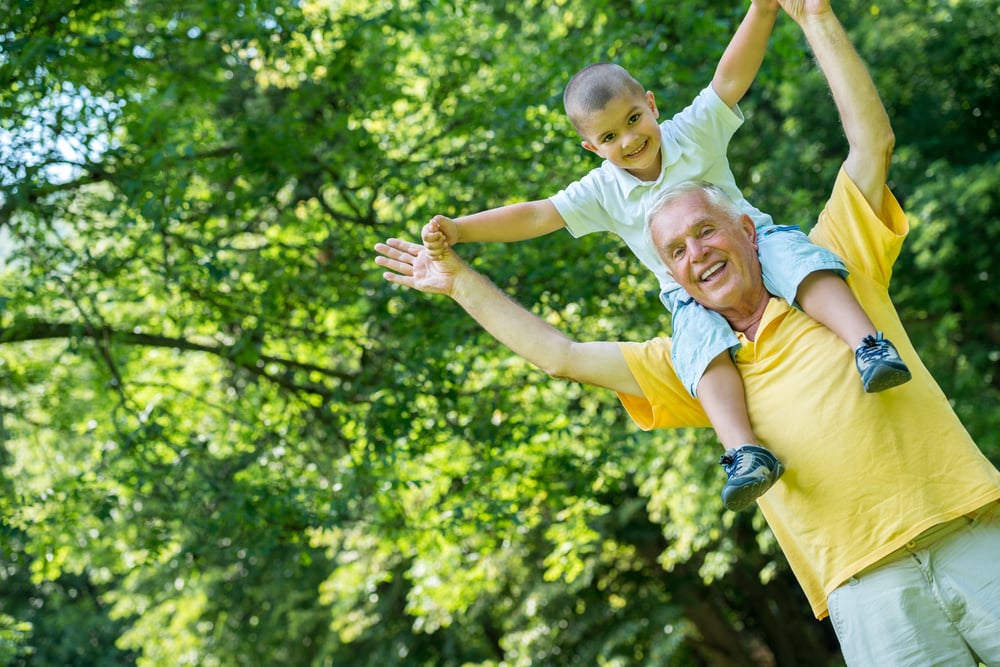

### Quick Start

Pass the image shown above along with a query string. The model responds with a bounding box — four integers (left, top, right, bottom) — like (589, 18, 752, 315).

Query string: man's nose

(687, 238, 708, 258)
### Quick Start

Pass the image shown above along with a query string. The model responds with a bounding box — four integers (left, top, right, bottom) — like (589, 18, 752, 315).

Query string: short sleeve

(616, 338, 710, 430)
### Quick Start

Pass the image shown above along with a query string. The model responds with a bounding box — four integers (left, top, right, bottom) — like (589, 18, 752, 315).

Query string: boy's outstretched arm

(711, 0, 780, 108)
(421, 198, 566, 255)
(375, 237, 642, 396)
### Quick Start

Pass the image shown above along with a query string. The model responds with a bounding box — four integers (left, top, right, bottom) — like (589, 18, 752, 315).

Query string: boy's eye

(601, 133, 615, 143)
(628, 113, 641, 125)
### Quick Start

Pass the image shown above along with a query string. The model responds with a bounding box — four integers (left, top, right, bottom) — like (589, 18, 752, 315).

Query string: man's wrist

(447, 258, 478, 302)
(797, 10, 847, 57)
(796, 6, 838, 31)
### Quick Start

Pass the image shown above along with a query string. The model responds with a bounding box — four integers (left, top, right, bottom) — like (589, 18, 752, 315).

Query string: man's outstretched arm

(374, 236, 643, 396)
(782, 0, 894, 214)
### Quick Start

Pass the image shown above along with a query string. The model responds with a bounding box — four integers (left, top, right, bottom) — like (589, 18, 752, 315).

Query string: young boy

(421, 0, 910, 512)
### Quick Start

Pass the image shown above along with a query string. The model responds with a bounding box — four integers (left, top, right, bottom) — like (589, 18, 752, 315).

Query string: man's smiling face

(650, 189, 766, 323)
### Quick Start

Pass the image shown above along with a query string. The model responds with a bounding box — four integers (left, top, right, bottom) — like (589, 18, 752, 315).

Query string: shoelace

(719, 451, 750, 473)
(856, 335, 888, 364)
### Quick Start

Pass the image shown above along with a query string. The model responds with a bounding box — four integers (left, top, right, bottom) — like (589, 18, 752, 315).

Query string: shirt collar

(734, 298, 793, 354)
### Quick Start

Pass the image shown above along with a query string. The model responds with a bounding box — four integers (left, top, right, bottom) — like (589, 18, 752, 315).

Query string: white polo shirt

(550, 85, 771, 293)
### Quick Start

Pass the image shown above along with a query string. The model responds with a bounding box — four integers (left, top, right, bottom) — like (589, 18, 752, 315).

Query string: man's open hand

(375, 236, 465, 296)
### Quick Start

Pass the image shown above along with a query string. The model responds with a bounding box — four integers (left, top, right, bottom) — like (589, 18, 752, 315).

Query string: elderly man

(375, 1, 1000, 664)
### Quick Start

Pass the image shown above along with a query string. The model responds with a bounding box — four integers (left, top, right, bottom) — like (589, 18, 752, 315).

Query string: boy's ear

(581, 140, 600, 155)
(646, 91, 659, 118)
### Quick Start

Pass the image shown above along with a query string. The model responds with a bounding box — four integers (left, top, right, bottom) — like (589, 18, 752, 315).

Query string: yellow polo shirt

(617, 168, 1000, 619)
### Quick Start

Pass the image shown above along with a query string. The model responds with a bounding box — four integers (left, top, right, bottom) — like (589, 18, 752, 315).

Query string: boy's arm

(375, 236, 642, 396)
(711, 0, 780, 108)
(429, 199, 566, 246)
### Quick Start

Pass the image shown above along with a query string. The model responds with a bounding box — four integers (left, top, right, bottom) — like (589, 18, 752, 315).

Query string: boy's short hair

(563, 63, 646, 136)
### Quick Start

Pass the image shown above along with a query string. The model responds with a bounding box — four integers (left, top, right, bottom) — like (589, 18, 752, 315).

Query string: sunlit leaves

(1, 0, 999, 664)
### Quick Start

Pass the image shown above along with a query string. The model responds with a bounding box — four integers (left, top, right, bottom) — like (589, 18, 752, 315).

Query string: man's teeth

(701, 262, 724, 281)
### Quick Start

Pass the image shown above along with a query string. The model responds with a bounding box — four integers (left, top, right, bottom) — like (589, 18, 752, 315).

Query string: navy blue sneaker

(855, 332, 911, 393)
(719, 445, 785, 512)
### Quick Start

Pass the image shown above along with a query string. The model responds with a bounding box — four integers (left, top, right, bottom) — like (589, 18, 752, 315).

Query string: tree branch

(0, 317, 355, 393)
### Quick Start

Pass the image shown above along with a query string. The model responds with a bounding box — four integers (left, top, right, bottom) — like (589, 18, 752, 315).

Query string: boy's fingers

(423, 217, 444, 237)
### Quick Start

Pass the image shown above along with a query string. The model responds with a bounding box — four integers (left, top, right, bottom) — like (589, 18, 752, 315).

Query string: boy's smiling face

(578, 89, 662, 182)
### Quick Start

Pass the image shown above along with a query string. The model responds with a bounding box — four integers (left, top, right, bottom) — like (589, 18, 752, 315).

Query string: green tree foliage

(0, 0, 997, 665)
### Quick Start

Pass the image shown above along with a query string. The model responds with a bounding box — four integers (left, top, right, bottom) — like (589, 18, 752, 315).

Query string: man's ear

(740, 215, 759, 250)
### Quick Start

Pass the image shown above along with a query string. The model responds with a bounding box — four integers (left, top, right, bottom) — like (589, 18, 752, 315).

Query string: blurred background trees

(0, 0, 997, 665)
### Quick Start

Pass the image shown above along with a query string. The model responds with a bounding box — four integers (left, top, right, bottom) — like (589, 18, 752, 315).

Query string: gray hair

(563, 63, 646, 136)
(643, 181, 743, 259)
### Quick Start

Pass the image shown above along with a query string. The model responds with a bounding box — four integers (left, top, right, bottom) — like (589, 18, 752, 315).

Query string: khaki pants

(827, 501, 1000, 667)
